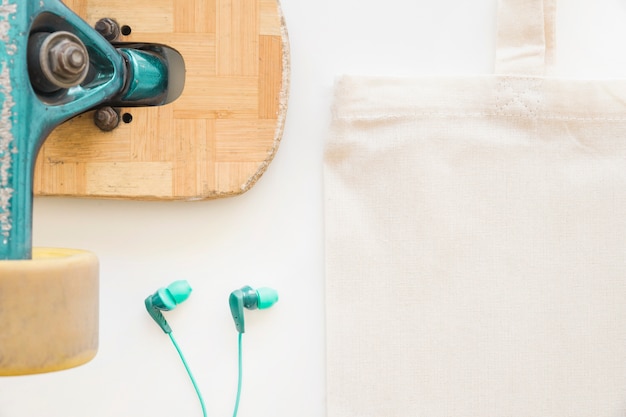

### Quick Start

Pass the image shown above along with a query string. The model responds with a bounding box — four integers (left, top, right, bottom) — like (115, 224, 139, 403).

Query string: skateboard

(0, 0, 289, 376)
(35, 0, 290, 200)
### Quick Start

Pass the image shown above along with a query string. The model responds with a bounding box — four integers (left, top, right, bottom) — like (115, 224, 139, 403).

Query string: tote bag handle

(495, 0, 556, 75)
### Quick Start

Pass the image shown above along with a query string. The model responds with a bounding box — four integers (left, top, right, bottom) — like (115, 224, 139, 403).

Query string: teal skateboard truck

(0, 0, 185, 260)
(0, 0, 185, 375)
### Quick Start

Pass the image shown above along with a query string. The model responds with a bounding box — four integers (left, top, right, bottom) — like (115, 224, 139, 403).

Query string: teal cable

(233, 332, 243, 417)
(168, 332, 208, 417)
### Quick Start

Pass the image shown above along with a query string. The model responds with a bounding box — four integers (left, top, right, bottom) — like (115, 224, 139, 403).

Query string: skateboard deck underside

(33, 0, 289, 200)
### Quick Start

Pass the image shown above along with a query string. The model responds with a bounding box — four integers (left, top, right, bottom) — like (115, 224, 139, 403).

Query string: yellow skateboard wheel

(0, 248, 99, 376)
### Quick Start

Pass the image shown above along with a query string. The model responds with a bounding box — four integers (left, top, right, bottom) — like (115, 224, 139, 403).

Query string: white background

(3, 0, 626, 416)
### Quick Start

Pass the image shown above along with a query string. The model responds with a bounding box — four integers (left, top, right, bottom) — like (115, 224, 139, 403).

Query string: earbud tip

(256, 287, 279, 309)
(161, 280, 192, 309)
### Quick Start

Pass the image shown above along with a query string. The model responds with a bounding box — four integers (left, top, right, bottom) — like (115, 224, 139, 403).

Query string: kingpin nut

(35, 31, 90, 89)
(49, 39, 88, 80)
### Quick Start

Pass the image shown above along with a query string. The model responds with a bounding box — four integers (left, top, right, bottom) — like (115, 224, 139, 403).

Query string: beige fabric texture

(324, 1, 626, 416)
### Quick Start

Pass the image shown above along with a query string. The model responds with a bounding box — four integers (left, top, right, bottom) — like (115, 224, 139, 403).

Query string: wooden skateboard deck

(33, 0, 289, 200)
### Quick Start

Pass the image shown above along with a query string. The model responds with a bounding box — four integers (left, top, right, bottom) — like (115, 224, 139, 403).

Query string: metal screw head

(95, 18, 120, 41)
(94, 107, 120, 132)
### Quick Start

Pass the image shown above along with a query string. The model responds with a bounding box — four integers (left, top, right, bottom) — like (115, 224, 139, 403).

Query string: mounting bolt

(94, 107, 120, 132)
(95, 18, 120, 42)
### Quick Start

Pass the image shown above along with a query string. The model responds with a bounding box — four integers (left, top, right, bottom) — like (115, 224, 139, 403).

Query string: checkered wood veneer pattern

(34, 0, 288, 200)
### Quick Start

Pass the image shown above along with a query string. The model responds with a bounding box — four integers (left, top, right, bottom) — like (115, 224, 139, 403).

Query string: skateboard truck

(0, 0, 185, 375)
(3, 0, 185, 260)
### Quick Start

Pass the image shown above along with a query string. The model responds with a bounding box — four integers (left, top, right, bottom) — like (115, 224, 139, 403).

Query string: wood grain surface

(33, 0, 289, 200)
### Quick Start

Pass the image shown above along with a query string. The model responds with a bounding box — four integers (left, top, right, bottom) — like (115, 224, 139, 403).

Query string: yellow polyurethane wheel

(0, 248, 99, 376)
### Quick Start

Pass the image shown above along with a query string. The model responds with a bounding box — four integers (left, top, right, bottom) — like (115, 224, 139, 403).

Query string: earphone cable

(233, 332, 243, 417)
(168, 332, 208, 417)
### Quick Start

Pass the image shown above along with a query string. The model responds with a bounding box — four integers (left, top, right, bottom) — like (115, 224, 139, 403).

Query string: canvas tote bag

(325, 1, 626, 416)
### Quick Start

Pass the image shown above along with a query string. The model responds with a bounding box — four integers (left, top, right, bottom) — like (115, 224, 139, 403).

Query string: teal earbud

(229, 286, 279, 333)
(145, 280, 193, 333)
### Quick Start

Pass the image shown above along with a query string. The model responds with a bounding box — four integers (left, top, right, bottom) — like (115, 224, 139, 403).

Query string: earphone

(145, 281, 279, 334)
(144, 280, 192, 333)
(144, 281, 278, 417)
(229, 285, 279, 333)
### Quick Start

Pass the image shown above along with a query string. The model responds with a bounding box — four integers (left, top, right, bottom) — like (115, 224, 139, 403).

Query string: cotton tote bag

(325, 1, 626, 416)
